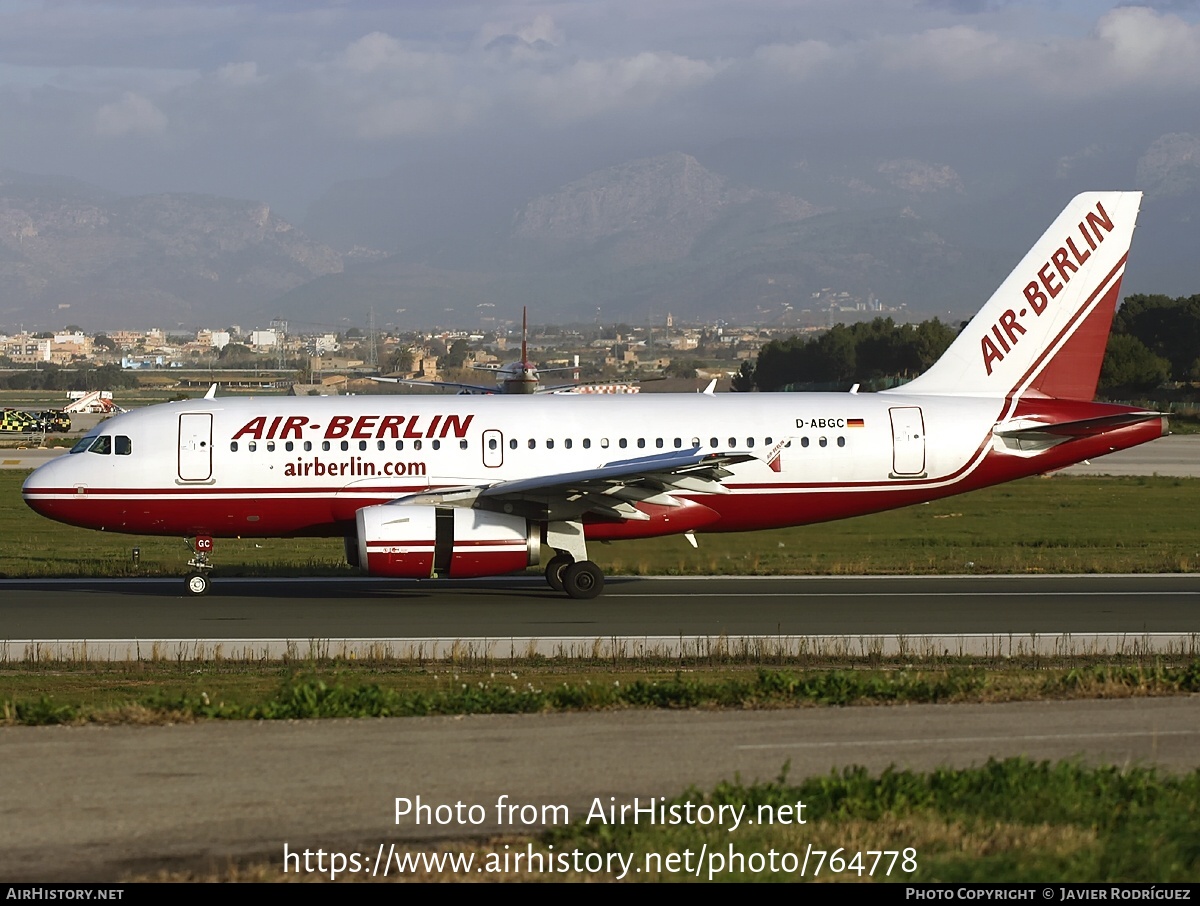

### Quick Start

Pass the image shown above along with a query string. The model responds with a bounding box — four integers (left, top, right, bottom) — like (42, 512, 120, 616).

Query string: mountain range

(2, 135, 1199, 332)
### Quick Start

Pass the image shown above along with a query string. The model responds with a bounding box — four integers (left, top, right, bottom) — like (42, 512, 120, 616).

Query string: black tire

(562, 560, 604, 600)
(544, 554, 574, 591)
(186, 573, 211, 596)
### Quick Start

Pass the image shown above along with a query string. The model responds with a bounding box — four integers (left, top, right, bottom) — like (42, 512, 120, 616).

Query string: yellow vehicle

(0, 408, 40, 433)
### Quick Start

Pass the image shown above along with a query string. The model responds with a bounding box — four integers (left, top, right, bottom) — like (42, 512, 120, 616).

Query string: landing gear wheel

(562, 560, 604, 600)
(544, 554, 574, 592)
(186, 573, 211, 596)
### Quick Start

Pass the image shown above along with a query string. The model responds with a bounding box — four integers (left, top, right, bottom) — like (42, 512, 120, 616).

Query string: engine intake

(355, 504, 539, 579)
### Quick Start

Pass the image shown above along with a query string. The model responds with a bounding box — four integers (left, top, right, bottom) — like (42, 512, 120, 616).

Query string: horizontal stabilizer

(994, 411, 1162, 439)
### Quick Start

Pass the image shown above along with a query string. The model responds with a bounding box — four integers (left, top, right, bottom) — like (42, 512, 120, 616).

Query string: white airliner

(23, 192, 1164, 599)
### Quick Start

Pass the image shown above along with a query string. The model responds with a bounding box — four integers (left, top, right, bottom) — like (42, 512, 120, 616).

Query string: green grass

(4, 471, 1199, 578)
(4, 662, 1198, 725)
(538, 759, 1200, 882)
(148, 756, 1200, 882)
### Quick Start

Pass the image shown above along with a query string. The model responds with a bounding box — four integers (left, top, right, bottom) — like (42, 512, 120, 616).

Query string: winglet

(204, 383, 217, 400)
(702, 379, 717, 395)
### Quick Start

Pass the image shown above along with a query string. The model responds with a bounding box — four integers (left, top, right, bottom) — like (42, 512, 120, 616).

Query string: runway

(3, 574, 1198, 661)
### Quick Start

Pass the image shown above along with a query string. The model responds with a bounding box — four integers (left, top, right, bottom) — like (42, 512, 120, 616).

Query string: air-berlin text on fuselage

(981, 200, 1116, 377)
(231, 413, 474, 441)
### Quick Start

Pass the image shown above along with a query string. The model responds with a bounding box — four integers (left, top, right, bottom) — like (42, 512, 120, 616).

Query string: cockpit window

(87, 435, 112, 455)
(69, 435, 96, 454)
(115, 435, 132, 455)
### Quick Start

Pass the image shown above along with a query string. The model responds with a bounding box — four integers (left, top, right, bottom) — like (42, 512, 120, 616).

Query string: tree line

(735, 294, 1200, 394)
(0, 362, 140, 392)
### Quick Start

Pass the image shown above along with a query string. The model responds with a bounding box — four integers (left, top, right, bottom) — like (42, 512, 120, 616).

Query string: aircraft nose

(22, 455, 72, 518)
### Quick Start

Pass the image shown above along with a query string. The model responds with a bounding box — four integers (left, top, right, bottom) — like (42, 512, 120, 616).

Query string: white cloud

(94, 91, 167, 137)
(1092, 6, 1200, 87)
(216, 62, 259, 87)
(518, 52, 721, 122)
(750, 41, 837, 80)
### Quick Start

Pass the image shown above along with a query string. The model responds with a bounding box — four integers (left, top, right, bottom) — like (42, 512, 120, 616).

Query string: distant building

(2, 336, 51, 364)
(197, 329, 231, 349)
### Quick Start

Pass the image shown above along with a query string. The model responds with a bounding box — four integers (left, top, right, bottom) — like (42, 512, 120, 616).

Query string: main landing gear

(542, 521, 604, 599)
(544, 555, 605, 599)
(185, 535, 214, 596)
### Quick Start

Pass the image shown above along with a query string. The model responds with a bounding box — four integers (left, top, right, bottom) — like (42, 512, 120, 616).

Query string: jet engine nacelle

(355, 504, 539, 579)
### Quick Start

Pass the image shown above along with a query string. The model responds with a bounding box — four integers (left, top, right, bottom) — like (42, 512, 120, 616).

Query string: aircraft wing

(397, 448, 756, 522)
(371, 377, 495, 395)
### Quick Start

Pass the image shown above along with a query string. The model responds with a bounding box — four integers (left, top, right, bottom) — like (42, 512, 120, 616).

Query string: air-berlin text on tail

(981, 200, 1117, 376)
(231, 413, 475, 441)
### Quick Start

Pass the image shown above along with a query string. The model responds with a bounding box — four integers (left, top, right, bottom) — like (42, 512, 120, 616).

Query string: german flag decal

(847, 418, 865, 428)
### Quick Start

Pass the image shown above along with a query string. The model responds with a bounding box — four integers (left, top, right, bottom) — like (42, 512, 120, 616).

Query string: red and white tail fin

(896, 192, 1142, 401)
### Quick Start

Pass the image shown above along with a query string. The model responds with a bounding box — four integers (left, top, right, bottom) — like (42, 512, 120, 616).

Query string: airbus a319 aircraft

(23, 192, 1165, 599)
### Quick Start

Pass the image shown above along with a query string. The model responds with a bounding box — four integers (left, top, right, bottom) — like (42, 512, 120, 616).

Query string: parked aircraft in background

(23, 193, 1163, 599)
(375, 307, 615, 395)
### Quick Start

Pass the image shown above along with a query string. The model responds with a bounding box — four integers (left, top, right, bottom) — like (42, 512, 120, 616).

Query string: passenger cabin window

(230, 441, 238, 452)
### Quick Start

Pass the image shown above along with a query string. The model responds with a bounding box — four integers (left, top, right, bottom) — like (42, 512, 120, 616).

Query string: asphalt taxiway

(2, 697, 1197, 881)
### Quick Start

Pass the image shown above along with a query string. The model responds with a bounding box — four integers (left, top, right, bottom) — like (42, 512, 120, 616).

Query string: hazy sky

(2, 0, 1199, 222)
